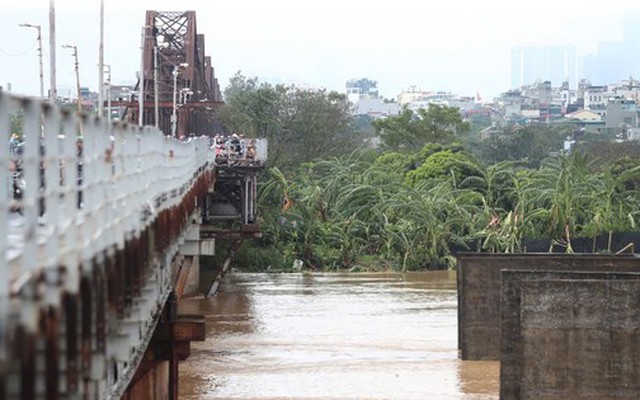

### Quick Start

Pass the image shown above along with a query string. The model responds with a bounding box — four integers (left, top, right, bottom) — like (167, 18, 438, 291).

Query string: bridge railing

(0, 93, 214, 396)
(2, 94, 210, 293)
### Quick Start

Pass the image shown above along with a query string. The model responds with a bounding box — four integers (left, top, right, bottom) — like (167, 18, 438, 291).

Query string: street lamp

(98, 0, 105, 116)
(62, 44, 81, 113)
(49, 0, 57, 103)
(19, 23, 44, 100)
(171, 63, 188, 138)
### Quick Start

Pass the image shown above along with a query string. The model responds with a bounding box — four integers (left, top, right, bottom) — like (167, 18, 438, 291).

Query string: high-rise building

(579, 13, 640, 85)
(511, 45, 577, 89)
(580, 42, 640, 85)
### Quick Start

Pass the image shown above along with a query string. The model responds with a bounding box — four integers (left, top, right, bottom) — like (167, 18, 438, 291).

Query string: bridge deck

(1, 93, 216, 399)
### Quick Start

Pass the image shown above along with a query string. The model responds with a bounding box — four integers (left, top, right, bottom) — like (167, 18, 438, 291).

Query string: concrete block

(500, 270, 640, 399)
(456, 253, 640, 360)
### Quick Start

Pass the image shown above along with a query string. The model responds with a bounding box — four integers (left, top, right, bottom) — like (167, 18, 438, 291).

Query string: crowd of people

(210, 133, 257, 162)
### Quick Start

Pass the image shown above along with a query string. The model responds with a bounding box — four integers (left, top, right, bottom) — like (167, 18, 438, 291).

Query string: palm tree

(528, 153, 598, 252)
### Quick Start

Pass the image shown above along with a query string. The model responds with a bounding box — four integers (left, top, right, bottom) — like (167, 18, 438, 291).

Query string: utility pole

(98, 0, 104, 116)
(62, 44, 82, 113)
(19, 23, 44, 100)
(49, 0, 57, 103)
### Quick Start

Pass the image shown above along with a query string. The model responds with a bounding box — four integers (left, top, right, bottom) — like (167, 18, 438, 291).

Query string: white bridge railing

(0, 93, 214, 398)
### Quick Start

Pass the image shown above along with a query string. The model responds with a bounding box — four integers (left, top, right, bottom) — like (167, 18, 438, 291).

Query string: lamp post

(49, 0, 57, 103)
(19, 23, 44, 100)
(62, 44, 81, 113)
(171, 63, 188, 138)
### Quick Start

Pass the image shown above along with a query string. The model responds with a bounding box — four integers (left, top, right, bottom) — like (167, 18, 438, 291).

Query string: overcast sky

(1, 0, 640, 100)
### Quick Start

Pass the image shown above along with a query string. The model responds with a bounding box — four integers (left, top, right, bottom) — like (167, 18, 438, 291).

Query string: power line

(0, 39, 38, 57)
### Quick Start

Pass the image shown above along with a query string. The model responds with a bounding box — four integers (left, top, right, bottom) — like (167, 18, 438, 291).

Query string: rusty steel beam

(109, 100, 223, 108)
(43, 307, 60, 400)
(174, 256, 195, 302)
(151, 316, 206, 344)
(95, 268, 106, 354)
(206, 239, 243, 297)
(20, 329, 35, 400)
(200, 224, 262, 240)
(80, 277, 92, 372)
(64, 293, 79, 394)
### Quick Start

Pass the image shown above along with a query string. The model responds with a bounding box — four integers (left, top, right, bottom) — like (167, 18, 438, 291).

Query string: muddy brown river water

(178, 271, 499, 399)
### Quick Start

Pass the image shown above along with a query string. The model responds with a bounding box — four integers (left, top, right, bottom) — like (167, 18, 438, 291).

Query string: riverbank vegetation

(219, 73, 640, 271)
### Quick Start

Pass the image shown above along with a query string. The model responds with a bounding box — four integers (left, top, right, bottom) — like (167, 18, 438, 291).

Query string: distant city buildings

(345, 78, 497, 126)
(504, 18, 640, 145)
(346, 78, 400, 119)
(346, 79, 491, 122)
(494, 76, 640, 143)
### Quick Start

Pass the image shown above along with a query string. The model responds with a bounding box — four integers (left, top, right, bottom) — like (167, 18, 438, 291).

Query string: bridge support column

(124, 293, 205, 399)
(180, 215, 216, 257)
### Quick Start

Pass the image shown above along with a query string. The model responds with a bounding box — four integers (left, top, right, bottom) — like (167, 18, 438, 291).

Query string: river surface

(178, 271, 499, 399)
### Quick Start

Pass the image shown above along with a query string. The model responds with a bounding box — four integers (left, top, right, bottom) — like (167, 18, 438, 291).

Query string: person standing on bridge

(239, 134, 246, 158)
(245, 139, 256, 161)
(229, 133, 241, 157)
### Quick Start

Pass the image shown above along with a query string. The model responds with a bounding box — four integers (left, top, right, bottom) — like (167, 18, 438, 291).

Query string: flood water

(178, 272, 499, 399)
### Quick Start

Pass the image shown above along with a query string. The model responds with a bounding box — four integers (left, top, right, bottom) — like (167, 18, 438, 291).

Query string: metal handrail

(1, 92, 211, 325)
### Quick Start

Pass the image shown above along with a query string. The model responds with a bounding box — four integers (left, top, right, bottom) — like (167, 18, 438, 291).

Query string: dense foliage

(221, 75, 640, 271)
(373, 106, 470, 151)
(238, 145, 640, 271)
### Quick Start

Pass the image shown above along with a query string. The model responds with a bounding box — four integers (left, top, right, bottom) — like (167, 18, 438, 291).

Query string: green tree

(284, 88, 355, 164)
(405, 149, 482, 188)
(528, 153, 600, 252)
(373, 104, 470, 151)
(216, 72, 359, 167)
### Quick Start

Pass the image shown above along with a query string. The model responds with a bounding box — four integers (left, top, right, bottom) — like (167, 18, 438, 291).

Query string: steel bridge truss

(123, 11, 223, 137)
